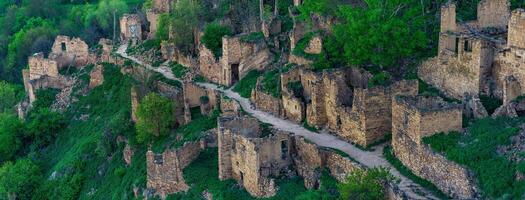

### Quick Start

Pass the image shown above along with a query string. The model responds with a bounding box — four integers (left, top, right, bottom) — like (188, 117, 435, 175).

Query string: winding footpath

(117, 44, 438, 200)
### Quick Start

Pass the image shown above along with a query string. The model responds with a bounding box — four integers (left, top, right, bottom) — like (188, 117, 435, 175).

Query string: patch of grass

(151, 73, 182, 89)
(383, 146, 449, 199)
(169, 62, 189, 79)
(302, 119, 319, 133)
(423, 117, 525, 199)
(192, 75, 206, 83)
(261, 69, 282, 98)
(239, 32, 265, 43)
(479, 94, 502, 115)
(232, 70, 262, 98)
(418, 79, 461, 103)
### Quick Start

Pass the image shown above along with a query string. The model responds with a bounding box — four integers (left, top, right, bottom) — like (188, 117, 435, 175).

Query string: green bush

(261, 69, 281, 98)
(136, 93, 176, 143)
(0, 113, 24, 163)
(170, 62, 189, 79)
(0, 81, 24, 113)
(201, 23, 232, 58)
(232, 70, 262, 98)
(337, 168, 394, 200)
(32, 89, 60, 110)
(0, 158, 43, 200)
(368, 71, 391, 87)
(26, 108, 67, 147)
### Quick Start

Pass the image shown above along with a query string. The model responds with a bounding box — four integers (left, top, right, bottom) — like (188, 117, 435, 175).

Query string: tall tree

(0, 113, 23, 163)
(0, 158, 43, 200)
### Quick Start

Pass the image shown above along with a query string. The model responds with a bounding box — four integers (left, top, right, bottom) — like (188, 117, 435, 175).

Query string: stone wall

(220, 96, 241, 117)
(251, 77, 283, 117)
(293, 137, 323, 189)
(218, 116, 294, 198)
(163, 42, 199, 69)
(98, 39, 114, 63)
(49, 35, 90, 68)
(198, 45, 223, 83)
(146, 141, 203, 199)
(120, 14, 143, 43)
(28, 53, 59, 80)
(392, 96, 478, 199)
(157, 81, 185, 125)
(89, 65, 104, 89)
(323, 150, 364, 182)
(508, 9, 525, 49)
(477, 0, 510, 28)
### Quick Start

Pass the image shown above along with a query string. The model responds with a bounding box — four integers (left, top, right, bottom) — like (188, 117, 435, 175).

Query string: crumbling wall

(477, 0, 510, 28)
(439, 3, 457, 54)
(392, 96, 477, 199)
(98, 39, 114, 63)
(293, 136, 323, 189)
(49, 35, 90, 68)
(146, 141, 202, 198)
(251, 77, 283, 117)
(89, 65, 104, 89)
(198, 45, 223, 83)
(120, 14, 143, 43)
(157, 81, 185, 124)
(282, 93, 305, 123)
(220, 96, 241, 117)
(28, 53, 59, 80)
(508, 9, 525, 49)
(323, 150, 364, 182)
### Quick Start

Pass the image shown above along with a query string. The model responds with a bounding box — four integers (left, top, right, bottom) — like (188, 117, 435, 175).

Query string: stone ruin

(146, 140, 204, 199)
(49, 35, 92, 68)
(120, 14, 143, 45)
(146, 0, 174, 38)
(130, 78, 218, 125)
(216, 115, 407, 198)
(251, 65, 418, 147)
(89, 65, 104, 89)
(419, 0, 525, 104)
(199, 35, 273, 86)
(392, 95, 478, 199)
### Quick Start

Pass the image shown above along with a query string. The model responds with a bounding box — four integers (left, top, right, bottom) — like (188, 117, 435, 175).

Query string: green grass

(33, 64, 145, 199)
(239, 32, 265, 43)
(418, 79, 461, 103)
(169, 62, 189, 79)
(423, 117, 525, 199)
(232, 70, 262, 98)
(383, 146, 449, 199)
(261, 69, 282, 98)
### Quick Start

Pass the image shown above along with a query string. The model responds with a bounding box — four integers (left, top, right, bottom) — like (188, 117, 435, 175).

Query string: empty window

(464, 40, 472, 52)
(281, 140, 288, 160)
(61, 42, 66, 51)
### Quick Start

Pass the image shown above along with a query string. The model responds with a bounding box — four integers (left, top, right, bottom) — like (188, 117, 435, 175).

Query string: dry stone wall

(49, 35, 91, 68)
(146, 141, 203, 199)
(392, 96, 478, 199)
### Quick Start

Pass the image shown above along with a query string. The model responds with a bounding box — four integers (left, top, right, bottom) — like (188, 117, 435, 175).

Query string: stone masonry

(49, 35, 91, 68)
(419, 0, 525, 103)
(146, 141, 203, 199)
(120, 14, 143, 44)
(199, 35, 273, 86)
(392, 96, 478, 199)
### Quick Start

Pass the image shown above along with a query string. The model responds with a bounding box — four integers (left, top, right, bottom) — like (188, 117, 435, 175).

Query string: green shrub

(337, 168, 395, 200)
(114, 167, 126, 178)
(136, 93, 176, 143)
(261, 69, 281, 98)
(0, 113, 24, 163)
(232, 70, 262, 98)
(0, 81, 24, 113)
(368, 71, 391, 87)
(170, 62, 189, 79)
(0, 158, 43, 200)
(32, 89, 60, 110)
(201, 23, 232, 58)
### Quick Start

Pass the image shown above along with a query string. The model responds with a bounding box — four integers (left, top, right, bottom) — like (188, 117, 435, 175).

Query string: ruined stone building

(419, 0, 525, 104)
(120, 14, 143, 44)
(199, 35, 273, 86)
(146, 0, 174, 38)
(146, 140, 204, 199)
(218, 116, 291, 197)
(251, 66, 418, 147)
(392, 95, 478, 199)
(216, 115, 405, 198)
(49, 35, 91, 68)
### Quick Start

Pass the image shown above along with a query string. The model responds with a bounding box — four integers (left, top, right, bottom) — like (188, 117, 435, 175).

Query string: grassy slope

(423, 117, 525, 199)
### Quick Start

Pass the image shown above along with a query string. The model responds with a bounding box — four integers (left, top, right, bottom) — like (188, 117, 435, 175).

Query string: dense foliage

(136, 92, 176, 143)
(201, 23, 232, 58)
(337, 168, 395, 200)
(0, 158, 43, 199)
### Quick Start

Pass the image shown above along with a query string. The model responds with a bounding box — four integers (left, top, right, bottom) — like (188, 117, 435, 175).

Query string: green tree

(156, 13, 171, 40)
(26, 108, 66, 146)
(329, 0, 427, 69)
(0, 158, 43, 200)
(0, 113, 24, 163)
(170, 0, 202, 54)
(92, 0, 129, 31)
(136, 93, 176, 143)
(337, 168, 395, 200)
(201, 23, 232, 58)
(0, 81, 22, 113)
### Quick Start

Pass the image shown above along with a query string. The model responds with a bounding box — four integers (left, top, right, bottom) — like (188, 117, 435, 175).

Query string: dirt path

(117, 44, 439, 200)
